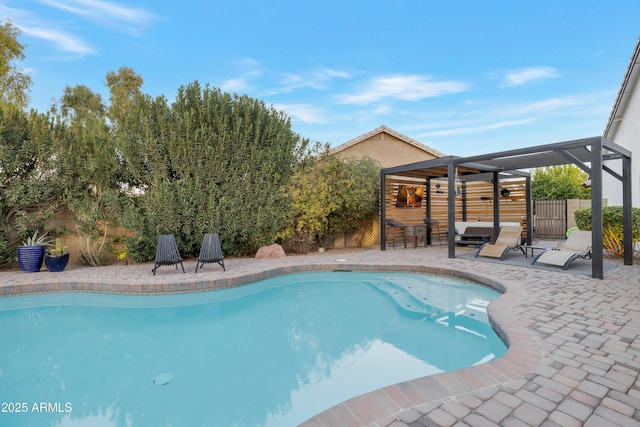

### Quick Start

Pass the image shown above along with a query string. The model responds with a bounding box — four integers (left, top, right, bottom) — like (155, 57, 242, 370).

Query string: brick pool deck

(2, 245, 640, 426)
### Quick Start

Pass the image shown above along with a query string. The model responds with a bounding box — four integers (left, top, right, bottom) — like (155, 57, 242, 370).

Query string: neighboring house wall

(332, 125, 445, 168)
(603, 37, 640, 207)
(331, 125, 446, 247)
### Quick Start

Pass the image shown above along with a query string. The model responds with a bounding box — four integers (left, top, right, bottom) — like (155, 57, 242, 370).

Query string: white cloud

(502, 94, 591, 115)
(312, 67, 352, 80)
(417, 118, 535, 138)
(37, 0, 155, 35)
(273, 103, 327, 124)
(20, 25, 95, 55)
(277, 67, 352, 92)
(336, 74, 468, 105)
(219, 78, 250, 93)
(502, 66, 559, 87)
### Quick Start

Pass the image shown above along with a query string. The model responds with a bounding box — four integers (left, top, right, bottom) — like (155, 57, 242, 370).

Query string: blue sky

(2, 0, 639, 156)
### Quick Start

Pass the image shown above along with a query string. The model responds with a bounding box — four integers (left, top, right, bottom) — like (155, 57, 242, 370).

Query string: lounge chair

(532, 230, 592, 270)
(195, 232, 225, 273)
(152, 234, 185, 275)
(475, 226, 523, 260)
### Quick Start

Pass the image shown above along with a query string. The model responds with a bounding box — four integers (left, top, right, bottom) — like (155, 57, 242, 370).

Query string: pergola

(380, 136, 633, 279)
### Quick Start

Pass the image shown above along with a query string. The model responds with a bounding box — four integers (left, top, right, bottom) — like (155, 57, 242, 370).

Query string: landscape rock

(255, 244, 286, 259)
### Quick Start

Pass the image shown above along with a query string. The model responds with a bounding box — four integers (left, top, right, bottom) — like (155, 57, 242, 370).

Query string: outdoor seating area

(380, 136, 634, 279)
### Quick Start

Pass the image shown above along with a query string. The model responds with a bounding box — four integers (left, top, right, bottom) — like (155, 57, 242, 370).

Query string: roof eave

(604, 36, 640, 139)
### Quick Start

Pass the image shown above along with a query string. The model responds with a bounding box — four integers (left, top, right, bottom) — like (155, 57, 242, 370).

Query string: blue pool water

(0, 272, 506, 427)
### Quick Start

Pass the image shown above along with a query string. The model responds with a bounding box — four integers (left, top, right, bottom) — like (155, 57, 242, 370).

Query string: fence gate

(533, 200, 567, 239)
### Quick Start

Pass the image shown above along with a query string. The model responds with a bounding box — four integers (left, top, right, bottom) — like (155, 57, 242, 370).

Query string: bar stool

(385, 219, 405, 248)
(423, 218, 442, 245)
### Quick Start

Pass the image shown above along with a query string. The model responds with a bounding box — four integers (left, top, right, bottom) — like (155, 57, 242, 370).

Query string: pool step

(370, 280, 435, 318)
(371, 279, 496, 339)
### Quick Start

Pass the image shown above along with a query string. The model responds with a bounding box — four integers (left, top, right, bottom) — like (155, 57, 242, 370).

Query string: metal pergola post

(525, 176, 533, 245)
(623, 155, 633, 266)
(448, 162, 456, 258)
(380, 170, 386, 251)
(591, 140, 604, 279)
(492, 171, 500, 242)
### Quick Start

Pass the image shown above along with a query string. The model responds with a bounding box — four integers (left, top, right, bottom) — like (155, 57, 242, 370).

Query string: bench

(457, 226, 494, 247)
(449, 221, 522, 242)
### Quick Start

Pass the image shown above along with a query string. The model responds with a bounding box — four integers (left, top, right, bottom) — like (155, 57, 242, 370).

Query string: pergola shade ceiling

(382, 137, 630, 182)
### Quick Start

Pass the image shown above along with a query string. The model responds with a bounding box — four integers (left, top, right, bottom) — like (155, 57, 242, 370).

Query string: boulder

(255, 244, 286, 259)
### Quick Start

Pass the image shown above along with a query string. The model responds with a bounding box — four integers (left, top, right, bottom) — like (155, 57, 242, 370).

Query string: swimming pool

(0, 271, 507, 426)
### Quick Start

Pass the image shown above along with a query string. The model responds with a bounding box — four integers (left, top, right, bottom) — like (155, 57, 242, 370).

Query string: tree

(60, 84, 106, 120)
(0, 21, 32, 108)
(279, 148, 380, 253)
(105, 67, 143, 123)
(58, 84, 121, 265)
(531, 165, 591, 200)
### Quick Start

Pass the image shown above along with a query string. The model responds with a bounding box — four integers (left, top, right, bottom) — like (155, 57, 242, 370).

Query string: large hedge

(113, 82, 307, 259)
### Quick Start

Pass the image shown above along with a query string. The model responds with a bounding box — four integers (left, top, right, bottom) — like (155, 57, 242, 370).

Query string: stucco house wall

(603, 37, 640, 207)
(331, 125, 445, 168)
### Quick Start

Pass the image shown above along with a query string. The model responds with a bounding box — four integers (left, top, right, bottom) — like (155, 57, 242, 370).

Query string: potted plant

(44, 238, 70, 272)
(17, 230, 53, 273)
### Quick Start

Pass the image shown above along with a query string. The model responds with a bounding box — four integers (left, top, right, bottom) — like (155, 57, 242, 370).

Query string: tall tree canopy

(0, 21, 32, 108)
(105, 67, 143, 123)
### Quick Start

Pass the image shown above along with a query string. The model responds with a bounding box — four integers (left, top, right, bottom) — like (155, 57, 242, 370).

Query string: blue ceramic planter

(17, 246, 46, 272)
(45, 253, 69, 272)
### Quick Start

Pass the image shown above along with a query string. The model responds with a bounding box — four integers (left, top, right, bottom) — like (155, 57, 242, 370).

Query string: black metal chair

(152, 234, 185, 275)
(195, 232, 225, 273)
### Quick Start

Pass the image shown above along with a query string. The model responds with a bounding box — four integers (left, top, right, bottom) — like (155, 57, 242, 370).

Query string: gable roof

(331, 125, 446, 158)
(604, 36, 640, 139)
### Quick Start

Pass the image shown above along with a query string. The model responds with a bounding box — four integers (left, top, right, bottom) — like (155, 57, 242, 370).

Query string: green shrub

(574, 206, 640, 257)
(279, 149, 380, 253)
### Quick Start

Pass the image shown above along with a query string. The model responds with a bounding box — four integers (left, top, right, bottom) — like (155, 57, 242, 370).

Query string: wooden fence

(383, 176, 528, 246)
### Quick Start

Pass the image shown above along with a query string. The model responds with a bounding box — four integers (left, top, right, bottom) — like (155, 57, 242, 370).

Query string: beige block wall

(567, 199, 607, 229)
(45, 208, 132, 266)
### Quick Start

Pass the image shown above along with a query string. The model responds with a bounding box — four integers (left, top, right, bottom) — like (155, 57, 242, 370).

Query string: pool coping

(0, 259, 541, 427)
